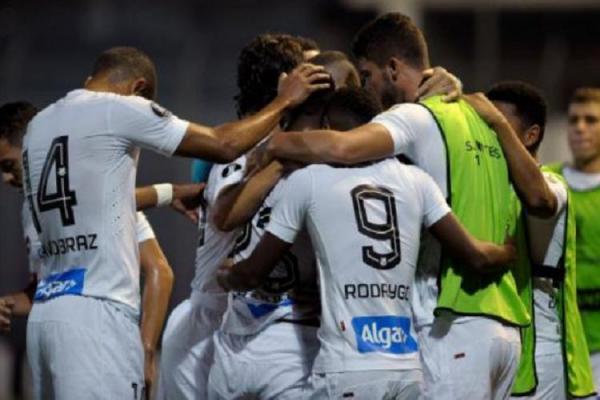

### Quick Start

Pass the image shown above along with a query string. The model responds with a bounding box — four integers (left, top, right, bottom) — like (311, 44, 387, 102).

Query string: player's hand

(143, 349, 156, 400)
(277, 64, 332, 109)
(0, 297, 15, 333)
(216, 259, 235, 292)
(416, 66, 463, 102)
(503, 235, 517, 263)
(463, 93, 509, 128)
(170, 183, 206, 224)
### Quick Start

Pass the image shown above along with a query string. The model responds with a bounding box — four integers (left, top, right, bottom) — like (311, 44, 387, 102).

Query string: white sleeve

(414, 168, 451, 228)
(266, 169, 313, 243)
(136, 212, 156, 243)
(543, 172, 568, 217)
(371, 103, 437, 156)
(204, 155, 248, 206)
(107, 95, 189, 156)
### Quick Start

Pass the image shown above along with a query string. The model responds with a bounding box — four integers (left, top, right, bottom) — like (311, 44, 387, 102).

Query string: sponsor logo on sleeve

(34, 268, 86, 301)
(351, 315, 418, 354)
(150, 102, 171, 118)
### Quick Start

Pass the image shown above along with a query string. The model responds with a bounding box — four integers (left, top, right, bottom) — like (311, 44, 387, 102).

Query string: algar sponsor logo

(351, 315, 418, 354)
(34, 268, 86, 301)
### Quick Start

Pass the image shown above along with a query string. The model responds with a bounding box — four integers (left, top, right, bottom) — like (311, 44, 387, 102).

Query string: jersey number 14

(23, 135, 78, 233)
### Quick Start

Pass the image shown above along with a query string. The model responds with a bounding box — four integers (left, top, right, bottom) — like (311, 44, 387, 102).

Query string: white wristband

(153, 184, 173, 207)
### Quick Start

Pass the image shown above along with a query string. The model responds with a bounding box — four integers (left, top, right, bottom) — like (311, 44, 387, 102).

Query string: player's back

(288, 158, 445, 373)
(22, 89, 187, 311)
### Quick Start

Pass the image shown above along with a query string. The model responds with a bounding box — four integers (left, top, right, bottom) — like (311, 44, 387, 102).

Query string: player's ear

(131, 78, 148, 98)
(387, 58, 401, 82)
(523, 124, 541, 150)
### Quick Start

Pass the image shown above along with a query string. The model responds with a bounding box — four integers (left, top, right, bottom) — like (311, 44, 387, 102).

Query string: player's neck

(574, 155, 600, 174)
(84, 79, 128, 97)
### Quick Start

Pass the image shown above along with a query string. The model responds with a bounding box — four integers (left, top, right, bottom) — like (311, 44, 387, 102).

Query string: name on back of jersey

(34, 268, 86, 301)
(351, 315, 418, 354)
(38, 233, 98, 258)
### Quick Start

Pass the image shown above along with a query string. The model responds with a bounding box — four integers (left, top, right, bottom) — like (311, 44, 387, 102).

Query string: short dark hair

(570, 87, 600, 105)
(0, 101, 38, 146)
(486, 81, 547, 152)
(91, 47, 157, 100)
(323, 87, 382, 130)
(352, 13, 429, 69)
(235, 34, 304, 117)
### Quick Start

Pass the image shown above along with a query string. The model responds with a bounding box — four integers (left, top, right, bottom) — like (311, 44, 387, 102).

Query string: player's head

(284, 75, 335, 132)
(0, 101, 38, 189)
(294, 35, 320, 60)
(486, 81, 547, 156)
(567, 87, 600, 166)
(85, 47, 157, 100)
(235, 33, 304, 118)
(352, 13, 430, 109)
(309, 51, 360, 89)
(322, 87, 383, 131)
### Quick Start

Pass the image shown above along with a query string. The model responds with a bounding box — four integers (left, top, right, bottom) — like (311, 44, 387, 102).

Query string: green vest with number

(420, 96, 529, 326)
(512, 169, 595, 398)
(548, 163, 600, 352)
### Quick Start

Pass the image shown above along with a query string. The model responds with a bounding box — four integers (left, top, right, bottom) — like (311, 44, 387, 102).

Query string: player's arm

(217, 233, 292, 291)
(213, 161, 283, 231)
(463, 93, 557, 218)
(429, 214, 516, 274)
(217, 168, 311, 290)
(267, 123, 395, 165)
(175, 64, 331, 163)
(139, 236, 174, 398)
(135, 183, 205, 223)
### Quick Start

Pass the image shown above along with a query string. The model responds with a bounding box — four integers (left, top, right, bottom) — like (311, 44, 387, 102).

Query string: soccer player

(464, 83, 595, 398)
(0, 101, 180, 399)
(157, 33, 317, 399)
(216, 85, 516, 399)
(19, 45, 327, 399)
(265, 13, 528, 399)
(546, 88, 600, 387)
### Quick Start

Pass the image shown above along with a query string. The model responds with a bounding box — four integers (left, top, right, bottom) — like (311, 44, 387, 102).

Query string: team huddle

(1, 11, 600, 400)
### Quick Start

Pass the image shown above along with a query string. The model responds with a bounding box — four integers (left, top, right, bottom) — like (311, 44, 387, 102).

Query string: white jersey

(190, 158, 246, 308)
(22, 204, 43, 274)
(21, 89, 188, 311)
(527, 172, 568, 353)
(267, 158, 450, 373)
(135, 212, 156, 243)
(372, 104, 447, 329)
(220, 160, 320, 336)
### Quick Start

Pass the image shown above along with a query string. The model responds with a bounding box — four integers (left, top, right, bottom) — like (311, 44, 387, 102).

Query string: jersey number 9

(351, 185, 401, 269)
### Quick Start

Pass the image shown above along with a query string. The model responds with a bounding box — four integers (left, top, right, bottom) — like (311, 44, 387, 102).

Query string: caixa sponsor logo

(351, 315, 418, 354)
(34, 268, 86, 301)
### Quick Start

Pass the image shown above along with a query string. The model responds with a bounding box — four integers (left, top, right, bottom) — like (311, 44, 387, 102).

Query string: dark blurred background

(1, 0, 599, 398)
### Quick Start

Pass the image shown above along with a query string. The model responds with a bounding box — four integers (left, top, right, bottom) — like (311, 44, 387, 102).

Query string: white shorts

(511, 352, 564, 400)
(156, 298, 225, 400)
(208, 321, 319, 400)
(419, 314, 521, 400)
(309, 369, 423, 400)
(27, 295, 144, 400)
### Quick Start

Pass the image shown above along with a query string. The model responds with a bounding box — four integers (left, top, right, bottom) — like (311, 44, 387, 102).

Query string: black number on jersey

(37, 136, 77, 226)
(230, 222, 252, 257)
(351, 185, 401, 269)
(261, 251, 298, 294)
(197, 201, 208, 248)
(22, 150, 42, 233)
